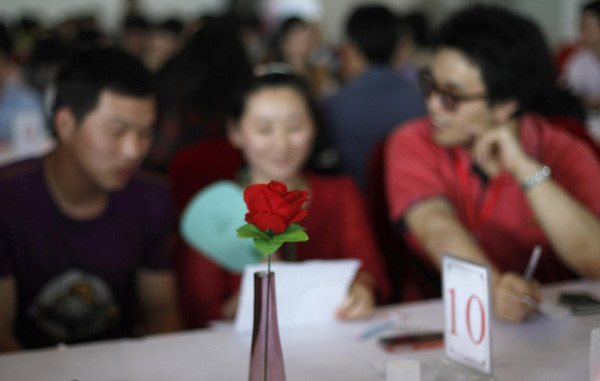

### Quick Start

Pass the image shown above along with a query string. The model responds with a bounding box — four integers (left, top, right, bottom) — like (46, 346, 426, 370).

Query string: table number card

(443, 254, 493, 375)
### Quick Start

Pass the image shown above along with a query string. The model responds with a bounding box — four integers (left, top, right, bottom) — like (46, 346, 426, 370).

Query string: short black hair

(583, 0, 600, 19)
(156, 18, 183, 36)
(122, 14, 150, 32)
(398, 12, 432, 47)
(53, 47, 155, 123)
(435, 5, 549, 115)
(156, 20, 252, 117)
(345, 5, 398, 64)
(0, 23, 13, 58)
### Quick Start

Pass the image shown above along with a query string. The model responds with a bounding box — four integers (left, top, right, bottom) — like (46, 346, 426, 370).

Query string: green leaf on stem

(272, 223, 309, 242)
(236, 224, 270, 239)
(238, 222, 309, 256)
(253, 238, 284, 255)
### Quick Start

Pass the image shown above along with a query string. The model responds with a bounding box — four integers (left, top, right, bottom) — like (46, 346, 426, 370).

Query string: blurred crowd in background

(0, 4, 438, 170)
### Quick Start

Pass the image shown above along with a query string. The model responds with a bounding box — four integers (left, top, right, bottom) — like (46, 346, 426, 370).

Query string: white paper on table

(234, 259, 361, 333)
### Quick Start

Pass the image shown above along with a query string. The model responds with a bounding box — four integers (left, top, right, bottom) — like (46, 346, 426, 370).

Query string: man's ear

(492, 99, 519, 124)
(226, 119, 243, 149)
(53, 108, 77, 141)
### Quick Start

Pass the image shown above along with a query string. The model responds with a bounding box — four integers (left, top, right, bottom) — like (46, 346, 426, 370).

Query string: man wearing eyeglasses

(385, 5, 600, 322)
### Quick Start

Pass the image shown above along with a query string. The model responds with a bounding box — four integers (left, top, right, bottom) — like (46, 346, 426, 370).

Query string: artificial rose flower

(244, 180, 308, 234)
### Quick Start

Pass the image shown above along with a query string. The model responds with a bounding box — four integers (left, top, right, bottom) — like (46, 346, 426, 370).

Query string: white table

(0, 280, 598, 381)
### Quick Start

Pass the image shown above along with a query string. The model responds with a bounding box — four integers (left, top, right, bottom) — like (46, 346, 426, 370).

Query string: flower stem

(264, 255, 271, 381)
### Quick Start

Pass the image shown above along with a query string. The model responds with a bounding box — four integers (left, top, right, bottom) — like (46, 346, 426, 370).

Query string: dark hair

(346, 5, 398, 64)
(583, 0, 600, 18)
(230, 71, 321, 129)
(435, 5, 554, 115)
(0, 23, 13, 58)
(122, 14, 150, 32)
(156, 18, 183, 36)
(398, 11, 432, 47)
(156, 20, 252, 117)
(53, 47, 155, 122)
(270, 17, 308, 62)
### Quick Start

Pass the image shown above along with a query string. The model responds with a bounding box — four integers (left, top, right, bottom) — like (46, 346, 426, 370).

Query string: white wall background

(0, 0, 226, 33)
(0, 0, 592, 48)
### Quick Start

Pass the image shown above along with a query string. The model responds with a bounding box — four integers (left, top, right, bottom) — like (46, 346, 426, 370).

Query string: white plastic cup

(592, 328, 600, 381)
(387, 359, 420, 381)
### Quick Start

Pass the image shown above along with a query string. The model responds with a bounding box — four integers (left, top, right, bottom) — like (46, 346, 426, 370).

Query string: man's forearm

(524, 179, 600, 278)
(405, 199, 501, 283)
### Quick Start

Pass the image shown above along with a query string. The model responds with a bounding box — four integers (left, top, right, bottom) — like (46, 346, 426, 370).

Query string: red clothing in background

(385, 114, 600, 283)
(177, 172, 391, 327)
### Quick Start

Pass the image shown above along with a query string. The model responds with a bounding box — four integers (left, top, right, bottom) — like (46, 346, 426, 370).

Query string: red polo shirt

(385, 114, 600, 283)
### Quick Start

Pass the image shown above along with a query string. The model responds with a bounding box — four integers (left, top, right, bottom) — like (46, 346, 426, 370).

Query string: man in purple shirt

(0, 47, 182, 351)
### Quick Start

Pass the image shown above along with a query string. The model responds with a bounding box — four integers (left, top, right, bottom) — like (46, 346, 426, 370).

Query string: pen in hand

(523, 244, 542, 282)
(522, 245, 542, 309)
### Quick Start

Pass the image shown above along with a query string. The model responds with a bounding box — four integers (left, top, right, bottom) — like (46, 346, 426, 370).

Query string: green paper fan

(180, 181, 262, 272)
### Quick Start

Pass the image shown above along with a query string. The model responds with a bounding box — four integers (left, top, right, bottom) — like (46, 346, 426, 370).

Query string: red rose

(244, 181, 308, 234)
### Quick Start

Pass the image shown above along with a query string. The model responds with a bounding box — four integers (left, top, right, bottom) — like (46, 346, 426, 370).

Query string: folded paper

(180, 181, 261, 272)
(235, 259, 361, 333)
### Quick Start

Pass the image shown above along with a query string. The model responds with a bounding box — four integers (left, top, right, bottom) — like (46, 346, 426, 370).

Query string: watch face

(541, 166, 551, 176)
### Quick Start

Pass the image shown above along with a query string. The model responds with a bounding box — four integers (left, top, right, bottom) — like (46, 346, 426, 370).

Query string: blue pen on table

(357, 312, 402, 340)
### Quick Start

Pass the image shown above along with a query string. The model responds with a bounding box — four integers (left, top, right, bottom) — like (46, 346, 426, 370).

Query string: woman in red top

(175, 72, 390, 327)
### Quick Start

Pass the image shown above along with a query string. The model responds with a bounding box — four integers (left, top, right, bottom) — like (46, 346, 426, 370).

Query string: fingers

(530, 280, 542, 303)
(472, 131, 492, 165)
(335, 282, 375, 320)
(335, 293, 356, 319)
(472, 126, 529, 177)
(493, 272, 540, 322)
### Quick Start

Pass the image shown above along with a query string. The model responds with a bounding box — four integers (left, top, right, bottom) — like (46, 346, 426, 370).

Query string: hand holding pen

(521, 245, 544, 310)
(523, 245, 542, 282)
(493, 245, 542, 322)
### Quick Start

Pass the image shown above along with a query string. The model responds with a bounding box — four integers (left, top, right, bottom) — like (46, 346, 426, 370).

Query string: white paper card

(443, 254, 493, 375)
(234, 259, 361, 333)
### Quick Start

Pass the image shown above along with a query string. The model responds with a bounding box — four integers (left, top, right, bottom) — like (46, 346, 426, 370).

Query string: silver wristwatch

(521, 165, 551, 191)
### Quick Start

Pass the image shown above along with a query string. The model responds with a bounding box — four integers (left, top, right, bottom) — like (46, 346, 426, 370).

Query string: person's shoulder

(389, 116, 431, 141)
(386, 117, 441, 163)
(0, 158, 43, 211)
(528, 114, 583, 141)
(0, 157, 42, 186)
(351, 67, 415, 91)
(524, 114, 595, 157)
(306, 172, 362, 201)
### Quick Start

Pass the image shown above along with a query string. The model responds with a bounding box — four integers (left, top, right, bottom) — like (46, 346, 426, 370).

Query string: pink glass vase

(248, 271, 286, 381)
